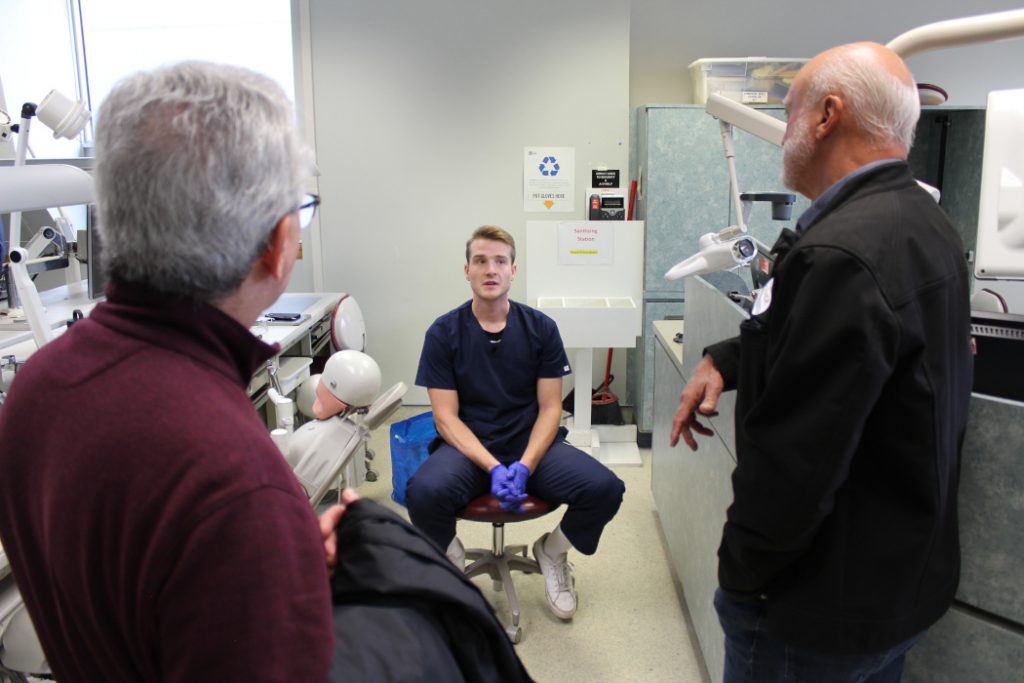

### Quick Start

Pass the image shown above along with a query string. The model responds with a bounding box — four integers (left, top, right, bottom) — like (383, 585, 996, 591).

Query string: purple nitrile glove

(491, 465, 522, 510)
(500, 461, 530, 512)
(508, 461, 530, 495)
(490, 464, 511, 499)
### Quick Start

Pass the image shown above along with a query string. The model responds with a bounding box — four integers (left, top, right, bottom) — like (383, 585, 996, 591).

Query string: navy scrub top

(416, 300, 571, 458)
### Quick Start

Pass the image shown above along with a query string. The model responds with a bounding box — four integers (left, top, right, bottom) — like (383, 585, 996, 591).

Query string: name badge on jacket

(751, 278, 774, 316)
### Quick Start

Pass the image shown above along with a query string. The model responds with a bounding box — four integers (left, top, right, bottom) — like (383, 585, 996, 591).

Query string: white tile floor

(346, 407, 711, 683)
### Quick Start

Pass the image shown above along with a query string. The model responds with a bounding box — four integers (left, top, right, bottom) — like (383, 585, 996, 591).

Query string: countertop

(653, 319, 684, 373)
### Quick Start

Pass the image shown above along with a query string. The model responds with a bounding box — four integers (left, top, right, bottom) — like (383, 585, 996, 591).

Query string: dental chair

(0, 568, 49, 683)
(0, 604, 48, 683)
(458, 494, 557, 643)
(267, 294, 407, 505)
(271, 349, 407, 506)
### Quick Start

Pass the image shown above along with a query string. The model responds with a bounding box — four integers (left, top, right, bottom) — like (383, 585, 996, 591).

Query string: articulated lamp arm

(664, 94, 785, 282)
(887, 9, 1024, 59)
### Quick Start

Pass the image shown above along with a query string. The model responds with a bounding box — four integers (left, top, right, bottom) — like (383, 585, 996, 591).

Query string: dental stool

(457, 494, 556, 643)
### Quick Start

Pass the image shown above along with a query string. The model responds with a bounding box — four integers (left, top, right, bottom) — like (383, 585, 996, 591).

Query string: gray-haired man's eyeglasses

(298, 193, 320, 228)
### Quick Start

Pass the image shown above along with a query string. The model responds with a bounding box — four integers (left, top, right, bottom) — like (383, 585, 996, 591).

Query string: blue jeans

(406, 439, 624, 555)
(714, 588, 923, 683)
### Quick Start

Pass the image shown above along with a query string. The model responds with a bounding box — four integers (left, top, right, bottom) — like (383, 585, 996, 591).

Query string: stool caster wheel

(365, 469, 379, 482)
(506, 625, 522, 643)
(365, 448, 375, 461)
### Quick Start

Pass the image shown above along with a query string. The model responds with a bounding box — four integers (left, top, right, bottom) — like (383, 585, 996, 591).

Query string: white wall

(307, 0, 630, 404)
(304, 0, 1024, 405)
(630, 0, 1024, 108)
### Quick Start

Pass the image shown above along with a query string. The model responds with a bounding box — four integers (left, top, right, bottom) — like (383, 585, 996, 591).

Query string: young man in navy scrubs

(407, 225, 625, 620)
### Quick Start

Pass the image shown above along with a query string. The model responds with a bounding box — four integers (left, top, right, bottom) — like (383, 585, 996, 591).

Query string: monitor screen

(975, 89, 1024, 280)
(971, 310, 1024, 401)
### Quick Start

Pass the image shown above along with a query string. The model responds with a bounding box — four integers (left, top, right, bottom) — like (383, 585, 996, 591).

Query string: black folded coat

(327, 499, 534, 683)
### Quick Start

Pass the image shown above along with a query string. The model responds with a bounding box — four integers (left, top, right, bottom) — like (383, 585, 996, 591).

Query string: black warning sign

(591, 169, 620, 189)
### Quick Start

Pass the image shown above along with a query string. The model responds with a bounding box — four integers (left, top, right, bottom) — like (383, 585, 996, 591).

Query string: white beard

(782, 121, 815, 193)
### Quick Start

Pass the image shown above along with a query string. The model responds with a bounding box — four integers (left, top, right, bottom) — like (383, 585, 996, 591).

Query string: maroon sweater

(0, 282, 333, 681)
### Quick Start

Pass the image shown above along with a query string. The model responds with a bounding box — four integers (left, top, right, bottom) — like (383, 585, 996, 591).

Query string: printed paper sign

(557, 221, 612, 265)
(524, 146, 575, 212)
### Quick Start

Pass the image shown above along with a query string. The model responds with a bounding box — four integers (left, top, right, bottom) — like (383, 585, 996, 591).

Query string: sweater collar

(90, 280, 278, 386)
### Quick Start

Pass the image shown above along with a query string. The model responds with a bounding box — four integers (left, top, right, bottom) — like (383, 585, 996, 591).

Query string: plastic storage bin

(689, 58, 807, 105)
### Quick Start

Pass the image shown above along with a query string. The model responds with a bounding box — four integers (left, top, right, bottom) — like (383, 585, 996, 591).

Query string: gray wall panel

(904, 604, 1024, 683)
(956, 395, 1024, 624)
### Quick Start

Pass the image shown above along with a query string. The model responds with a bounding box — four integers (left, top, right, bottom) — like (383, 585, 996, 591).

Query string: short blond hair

(465, 225, 516, 263)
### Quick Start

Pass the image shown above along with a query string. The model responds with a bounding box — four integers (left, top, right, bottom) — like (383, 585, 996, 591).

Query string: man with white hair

(0, 62, 341, 680)
(670, 43, 972, 681)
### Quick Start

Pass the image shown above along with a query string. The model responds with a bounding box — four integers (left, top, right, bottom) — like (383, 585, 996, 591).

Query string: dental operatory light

(1, 89, 93, 348)
(33, 90, 91, 140)
(666, 8, 1024, 287)
(664, 93, 787, 282)
(664, 228, 758, 282)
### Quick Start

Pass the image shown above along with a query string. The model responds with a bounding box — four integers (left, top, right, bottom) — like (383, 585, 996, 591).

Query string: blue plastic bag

(389, 411, 437, 507)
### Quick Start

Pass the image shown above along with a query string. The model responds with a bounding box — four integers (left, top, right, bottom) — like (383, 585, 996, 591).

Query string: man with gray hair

(0, 62, 339, 680)
(670, 43, 971, 681)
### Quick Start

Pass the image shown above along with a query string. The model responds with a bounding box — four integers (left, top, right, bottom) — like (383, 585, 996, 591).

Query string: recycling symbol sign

(524, 146, 574, 212)
(539, 156, 560, 177)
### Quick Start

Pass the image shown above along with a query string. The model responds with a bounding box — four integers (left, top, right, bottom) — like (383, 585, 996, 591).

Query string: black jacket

(327, 500, 534, 683)
(706, 162, 972, 655)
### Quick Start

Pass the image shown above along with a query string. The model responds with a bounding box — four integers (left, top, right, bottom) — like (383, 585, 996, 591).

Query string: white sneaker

(447, 536, 465, 571)
(533, 533, 577, 619)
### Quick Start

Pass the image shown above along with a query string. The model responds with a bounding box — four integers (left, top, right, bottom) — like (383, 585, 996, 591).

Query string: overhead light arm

(666, 10, 1024, 287)
(664, 94, 786, 282)
(705, 94, 786, 147)
(887, 9, 1024, 59)
(2, 90, 92, 349)
(706, 93, 787, 236)
(0, 165, 94, 214)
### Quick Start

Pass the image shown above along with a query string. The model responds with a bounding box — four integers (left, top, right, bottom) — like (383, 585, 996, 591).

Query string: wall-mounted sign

(591, 169, 619, 188)
(524, 146, 575, 212)
(557, 221, 613, 265)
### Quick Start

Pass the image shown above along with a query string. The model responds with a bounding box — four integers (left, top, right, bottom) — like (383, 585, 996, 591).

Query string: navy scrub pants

(405, 439, 625, 555)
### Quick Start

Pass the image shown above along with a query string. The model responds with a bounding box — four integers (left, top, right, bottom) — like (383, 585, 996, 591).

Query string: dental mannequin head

(310, 349, 382, 420)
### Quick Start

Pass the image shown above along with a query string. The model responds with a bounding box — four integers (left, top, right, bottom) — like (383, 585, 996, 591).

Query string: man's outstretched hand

(669, 354, 724, 450)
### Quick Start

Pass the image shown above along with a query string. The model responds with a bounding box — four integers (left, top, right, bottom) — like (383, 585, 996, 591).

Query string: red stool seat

(455, 493, 556, 643)
(458, 494, 553, 524)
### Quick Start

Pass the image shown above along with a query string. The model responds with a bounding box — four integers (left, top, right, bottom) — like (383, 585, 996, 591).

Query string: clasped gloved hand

(490, 464, 511, 500)
(501, 462, 531, 512)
